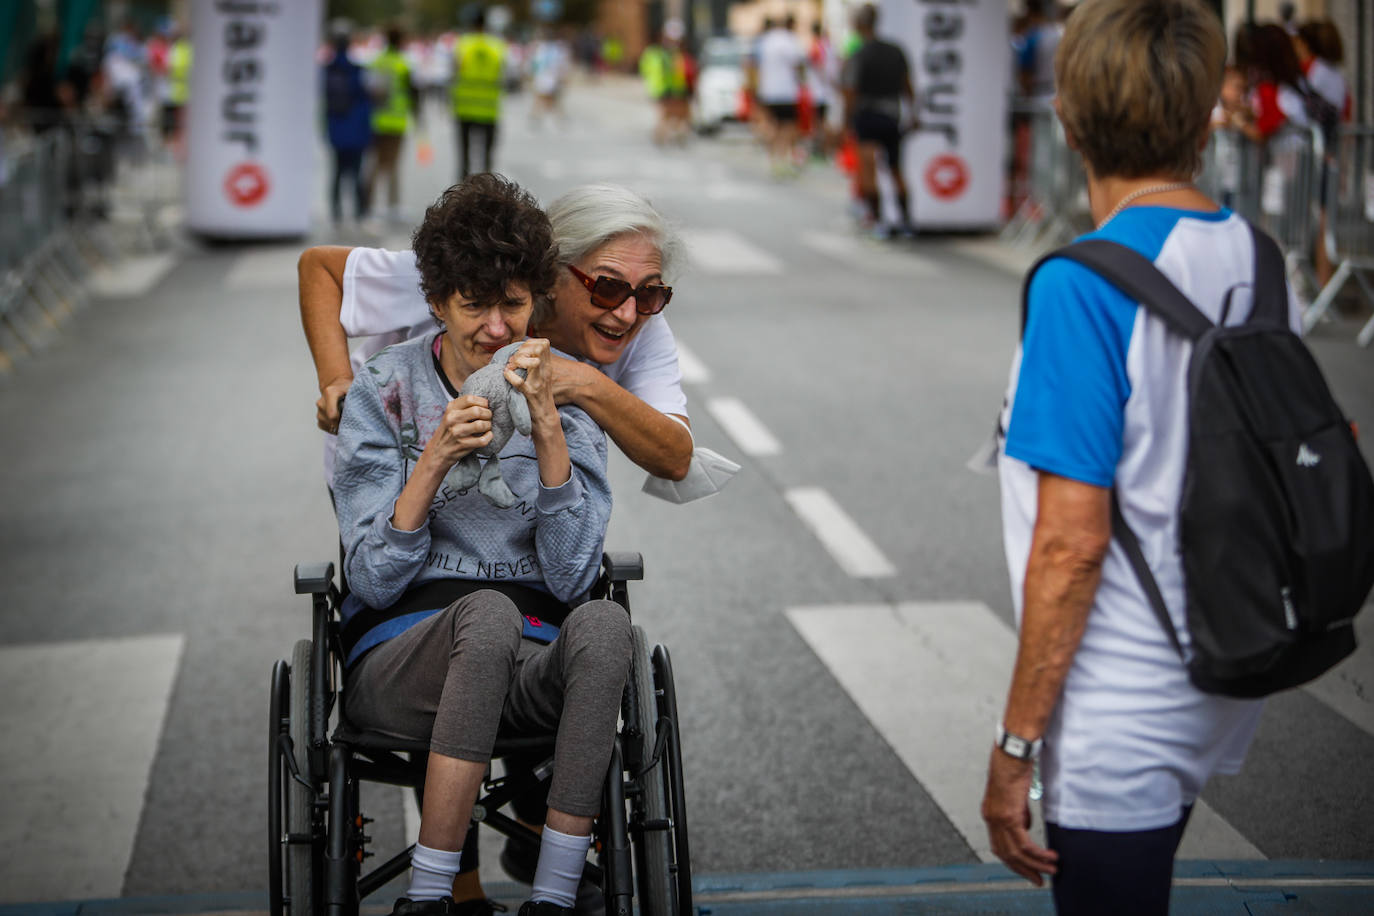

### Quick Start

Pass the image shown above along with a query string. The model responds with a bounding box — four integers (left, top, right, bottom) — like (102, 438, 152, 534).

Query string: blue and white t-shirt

(998, 206, 1300, 832)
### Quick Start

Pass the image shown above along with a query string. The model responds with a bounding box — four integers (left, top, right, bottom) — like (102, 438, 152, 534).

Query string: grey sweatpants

(344, 590, 632, 817)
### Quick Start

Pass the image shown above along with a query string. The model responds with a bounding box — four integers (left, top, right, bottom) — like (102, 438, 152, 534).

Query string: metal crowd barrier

(0, 129, 87, 370)
(1001, 102, 1091, 247)
(1008, 112, 1373, 347)
(1302, 124, 1374, 347)
(0, 112, 183, 372)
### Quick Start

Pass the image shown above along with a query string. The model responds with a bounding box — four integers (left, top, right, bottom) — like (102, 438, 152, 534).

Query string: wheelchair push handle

(601, 551, 644, 582)
(293, 562, 336, 595)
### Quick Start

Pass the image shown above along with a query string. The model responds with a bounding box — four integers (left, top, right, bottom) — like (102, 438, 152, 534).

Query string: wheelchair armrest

(601, 551, 644, 582)
(294, 562, 336, 595)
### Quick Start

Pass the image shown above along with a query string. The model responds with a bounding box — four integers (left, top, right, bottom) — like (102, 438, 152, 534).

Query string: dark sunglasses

(567, 265, 673, 315)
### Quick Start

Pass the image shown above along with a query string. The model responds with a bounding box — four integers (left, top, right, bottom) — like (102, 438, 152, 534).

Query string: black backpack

(1295, 77, 1340, 142)
(1027, 223, 1374, 698)
(324, 63, 357, 117)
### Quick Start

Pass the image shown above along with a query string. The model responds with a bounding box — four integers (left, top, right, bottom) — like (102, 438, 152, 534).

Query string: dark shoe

(392, 897, 458, 916)
(517, 903, 574, 916)
(453, 900, 508, 916)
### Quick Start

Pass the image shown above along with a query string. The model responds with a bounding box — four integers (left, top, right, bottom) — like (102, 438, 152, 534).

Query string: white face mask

(641, 447, 741, 504)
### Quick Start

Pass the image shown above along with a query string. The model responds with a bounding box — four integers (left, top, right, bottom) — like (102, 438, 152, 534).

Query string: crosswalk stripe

(786, 602, 1264, 862)
(707, 396, 782, 456)
(783, 488, 897, 578)
(681, 229, 784, 274)
(89, 252, 177, 299)
(0, 634, 185, 902)
(675, 342, 711, 385)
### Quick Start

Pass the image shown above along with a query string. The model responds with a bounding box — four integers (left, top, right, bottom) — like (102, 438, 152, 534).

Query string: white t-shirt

(322, 247, 689, 484)
(754, 28, 806, 105)
(999, 207, 1299, 831)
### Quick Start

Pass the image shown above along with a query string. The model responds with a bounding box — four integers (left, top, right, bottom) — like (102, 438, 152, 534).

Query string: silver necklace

(1097, 182, 1194, 229)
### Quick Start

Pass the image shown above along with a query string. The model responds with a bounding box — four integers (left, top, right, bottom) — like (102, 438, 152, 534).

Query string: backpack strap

(1110, 492, 1187, 661)
(1247, 222, 1291, 328)
(1050, 239, 1215, 342)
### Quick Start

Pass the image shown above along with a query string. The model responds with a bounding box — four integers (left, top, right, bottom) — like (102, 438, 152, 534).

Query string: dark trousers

(1046, 805, 1194, 915)
(330, 146, 367, 222)
(457, 118, 497, 179)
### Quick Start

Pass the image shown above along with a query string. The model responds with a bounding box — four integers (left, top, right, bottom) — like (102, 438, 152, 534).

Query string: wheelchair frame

(268, 552, 692, 916)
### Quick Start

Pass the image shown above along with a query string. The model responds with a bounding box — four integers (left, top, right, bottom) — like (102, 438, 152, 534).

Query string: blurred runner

(640, 22, 690, 146)
(323, 21, 372, 227)
(365, 25, 417, 224)
(528, 27, 570, 129)
(754, 14, 807, 177)
(806, 21, 840, 160)
(164, 24, 192, 155)
(452, 9, 507, 179)
(842, 3, 916, 238)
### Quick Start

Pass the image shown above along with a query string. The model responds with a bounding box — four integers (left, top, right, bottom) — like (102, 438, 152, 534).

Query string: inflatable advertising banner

(874, 0, 1010, 230)
(186, 0, 321, 238)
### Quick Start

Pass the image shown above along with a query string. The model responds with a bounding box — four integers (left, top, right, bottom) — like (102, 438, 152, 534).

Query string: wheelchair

(267, 551, 692, 916)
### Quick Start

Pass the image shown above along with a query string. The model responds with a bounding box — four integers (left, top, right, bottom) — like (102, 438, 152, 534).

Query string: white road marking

(706, 397, 781, 456)
(680, 229, 784, 274)
(783, 488, 897, 578)
(675, 342, 711, 384)
(0, 634, 185, 902)
(786, 602, 1264, 862)
(88, 252, 177, 298)
(1302, 610, 1374, 737)
(703, 182, 766, 202)
(223, 246, 304, 290)
(800, 231, 945, 277)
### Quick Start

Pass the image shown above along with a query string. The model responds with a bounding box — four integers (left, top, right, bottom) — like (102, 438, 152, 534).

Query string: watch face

(1004, 735, 1028, 757)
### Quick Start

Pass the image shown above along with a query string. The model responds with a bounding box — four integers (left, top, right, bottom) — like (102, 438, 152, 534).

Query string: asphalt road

(1, 74, 1371, 905)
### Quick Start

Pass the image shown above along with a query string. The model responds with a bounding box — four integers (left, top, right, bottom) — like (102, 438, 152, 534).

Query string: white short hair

(546, 184, 684, 283)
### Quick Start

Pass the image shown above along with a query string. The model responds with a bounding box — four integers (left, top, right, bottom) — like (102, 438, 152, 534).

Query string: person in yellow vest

(452, 9, 506, 179)
(164, 28, 192, 153)
(366, 25, 418, 223)
(639, 21, 690, 145)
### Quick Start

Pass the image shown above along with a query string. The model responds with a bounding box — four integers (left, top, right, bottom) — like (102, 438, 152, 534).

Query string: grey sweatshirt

(333, 333, 611, 615)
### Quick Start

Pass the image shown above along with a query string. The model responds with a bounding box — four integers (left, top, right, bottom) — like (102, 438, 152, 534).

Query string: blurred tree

(327, 0, 404, 28)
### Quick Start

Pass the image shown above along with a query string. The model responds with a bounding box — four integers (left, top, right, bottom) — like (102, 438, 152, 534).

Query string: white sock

(529, 825, 590, 908)
(407, 842, 462, 901)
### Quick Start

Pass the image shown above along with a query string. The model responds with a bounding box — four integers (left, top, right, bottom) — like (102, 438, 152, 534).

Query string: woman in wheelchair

(332, 173, 631, 916)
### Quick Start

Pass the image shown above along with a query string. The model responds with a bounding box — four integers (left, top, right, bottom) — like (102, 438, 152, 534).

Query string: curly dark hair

(411, 174, 558, 316)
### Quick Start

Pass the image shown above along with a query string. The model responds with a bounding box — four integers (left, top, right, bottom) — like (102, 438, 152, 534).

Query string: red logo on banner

(925, 155, 970, 200)
(224, 163, 270, 207)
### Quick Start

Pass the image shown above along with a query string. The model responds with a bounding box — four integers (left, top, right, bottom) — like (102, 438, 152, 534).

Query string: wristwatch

(995, 723, 1043, 760)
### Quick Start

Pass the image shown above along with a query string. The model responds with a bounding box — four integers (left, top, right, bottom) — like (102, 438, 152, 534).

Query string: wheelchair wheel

(629, 626, 677, 915)
(652, 643, 692, 914)
(268, 657, 288, 916)
(287, 638, 317, 916)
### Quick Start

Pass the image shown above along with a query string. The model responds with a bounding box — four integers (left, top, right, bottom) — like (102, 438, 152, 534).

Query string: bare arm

(549, 356, 693, 480)
(298, 245, 355, 432)
(982, 472, 1111, 885)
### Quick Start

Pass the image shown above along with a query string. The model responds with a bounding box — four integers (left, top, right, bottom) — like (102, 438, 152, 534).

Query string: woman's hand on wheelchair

(316, 374, 353, 434)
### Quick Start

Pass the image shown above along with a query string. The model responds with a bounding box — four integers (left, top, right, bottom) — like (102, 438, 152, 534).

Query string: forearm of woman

(298, 246, 355, 428)
(557, 361, 692, 479)
(529, 405, 572, 488)
(389, 449, 448, 532)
